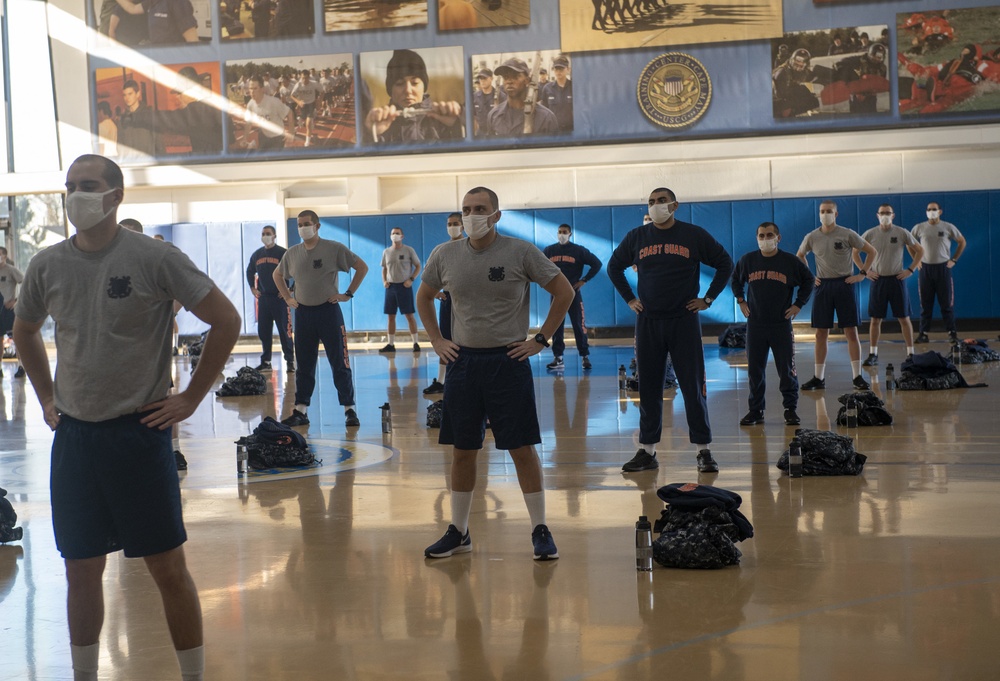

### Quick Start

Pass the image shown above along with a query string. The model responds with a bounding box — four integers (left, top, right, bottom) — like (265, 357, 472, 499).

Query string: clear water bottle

(237, 443, 248, 477)
(846, 395, 858, 428)
(618, 365, 627, 390)
(951, 343, 961, 365)
(788, 437, 803, 478)
(380, 402, 392, 434)
(635, 515, 653, 571)
(885, 363, 895, 392)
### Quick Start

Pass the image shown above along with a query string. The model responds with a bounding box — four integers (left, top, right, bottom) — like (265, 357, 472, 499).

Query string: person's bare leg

(451, 448, 478, 493)
(405, 313, 418, 335)
(814, 328, 830, 365)
(869, 318, 882, 352)
(143, 546, 203, 651)
(844, 327, 862, 361)
(66, 555, 107, 645)
(509, 445, 543, 494)
(900, 316, 915, 349)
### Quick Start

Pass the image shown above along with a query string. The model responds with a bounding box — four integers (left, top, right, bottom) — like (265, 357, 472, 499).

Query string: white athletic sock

(388, 334, 395, 345)
(176, 645, 205, 681)
(907, 346, 915, 355)
(344, 404, 355, 414)
(411, 332, 419, 344)
(172, 438, 180, 450)
(523, 491, 546, 529)
(643, 444, 656, 456)
(294, 404, 308, 415)
(437, 364, 446, 383)
(71, 643, 99, 681)
(451, 490, 473, 534)
(870, 345, 878, 355)
(850, 360, 861, 376)
(815, 364, 826, 380)
(695, 443, 709, 454)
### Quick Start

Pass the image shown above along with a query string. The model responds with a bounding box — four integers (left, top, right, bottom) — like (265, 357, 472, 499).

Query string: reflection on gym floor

(2, 338, 999, 680)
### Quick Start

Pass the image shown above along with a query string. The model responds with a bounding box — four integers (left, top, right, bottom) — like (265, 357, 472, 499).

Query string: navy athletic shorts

(868, 275, 911, 319)
(440, 347, 541, 451)
(0, 306, 13, 335)
(51, 413, 186, 560)
(383, 282, 415, 315)
(811, 278, 859, 329)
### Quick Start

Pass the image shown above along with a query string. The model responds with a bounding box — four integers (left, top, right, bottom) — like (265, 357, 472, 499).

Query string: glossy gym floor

(1, 334, 999, 680)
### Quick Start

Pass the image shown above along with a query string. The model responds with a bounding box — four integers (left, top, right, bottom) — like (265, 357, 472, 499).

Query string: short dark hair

(878, 203, 894, 212)
(447, 212, 462, 220)
(249, 75, 264, 87)
(820, 199, 838, 210)
(649, 187, 676, 202)
(298, 210, 319, 223)
(262, 225, 276, 235)
(72, 154, 124, 189)
(122, 79, 140, 93)
(558, 223, 572, 232)
(391, 226, 403, 233)
(97, 101, 112, 117)
(119, 218, 143, 233)
(757, 221, 780, 235)
(466, 186, 498, 212)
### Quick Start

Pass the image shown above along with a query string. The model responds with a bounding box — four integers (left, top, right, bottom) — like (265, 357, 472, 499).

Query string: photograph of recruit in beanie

(359, 47, 465, 146)
(324, 0, 427, 32)
(439, 0, 530, 31)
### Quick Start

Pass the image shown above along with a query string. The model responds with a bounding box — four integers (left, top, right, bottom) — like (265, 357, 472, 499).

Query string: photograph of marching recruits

(439, 0, 529, 31)
(359, 46, 465, 146)
(558, 0, 780, 53)
(91, 0, 211, 46)
(219, 0, 315, 39)
(897, 6, 1000, 116)
(225, 55, 356, 151)
(771, 25, 890, 119)
(94, 62, 224, 163)
(325, 0, 426, 33)
(470, 50, 567, 138)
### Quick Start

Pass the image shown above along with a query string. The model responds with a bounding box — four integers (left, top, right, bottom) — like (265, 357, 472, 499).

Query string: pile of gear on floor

(834, 391, 893, 427)
(0, 488, 22, 544)
(618, 356, 676, 392)
(650, 483, 754, 569)
(216, 366, 268, 397)
(236, 417, 320, 470)
(895, 349, 988, 391)
(717, 323, 747, 349)
(776, 429, 867, 476)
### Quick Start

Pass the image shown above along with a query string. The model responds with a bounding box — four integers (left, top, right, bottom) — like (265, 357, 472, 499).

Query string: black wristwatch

(534, 333, 549, 347)
(344, 290, 354, 298)
(703, 296, 714, 307)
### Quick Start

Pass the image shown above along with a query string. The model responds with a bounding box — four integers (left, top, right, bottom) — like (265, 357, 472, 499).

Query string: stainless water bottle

(635, 515, 653, 572)
(788, 438, 803, 478)
(885, 363, 895, 392)
(237, 443, 248, 477)
(381, 402, 392, 434)
(846, 395, 858, 428)
(618, 365, 627, 390)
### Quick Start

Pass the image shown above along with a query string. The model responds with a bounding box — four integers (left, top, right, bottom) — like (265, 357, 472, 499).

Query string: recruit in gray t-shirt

(911, 220, 962, 265)
(798, 225, 867, 278)
(277, 238, 358, 306)
(422, 234, 562, 348)
(381, 244, 420, 284)
(0, 263, 24, 302)
(862, 225, 919, 275)
(15, 229, 215, 422)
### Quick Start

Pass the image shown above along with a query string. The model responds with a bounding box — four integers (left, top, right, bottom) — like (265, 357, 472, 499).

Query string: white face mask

(67, 188, 117, 232)
(557, 233, 570, 245)
(648, 202, 675, 224)
(262, 234, 275, 246)
(759, 237, 778, 253)
(390, 233, 403, 243)
(927, 210, 940, 221)
(297, 223, 318, 240)
(819, 212, 836, 227)
(878, 214, 893, 227)
(446, 222, 463, 239)
(462, 211, 497, 240)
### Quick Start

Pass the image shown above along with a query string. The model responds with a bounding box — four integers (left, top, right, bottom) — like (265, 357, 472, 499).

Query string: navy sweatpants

(635, 313, 711, 445)
(746, 322, 798, 413)
(257, 294, 294, 364)
(918, 262, 955, 333)
(552, 290, 589, 358)
(294, 302, 355, 407)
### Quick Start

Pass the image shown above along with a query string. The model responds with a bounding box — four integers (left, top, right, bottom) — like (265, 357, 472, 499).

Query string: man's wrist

(344, 290, 354, 298)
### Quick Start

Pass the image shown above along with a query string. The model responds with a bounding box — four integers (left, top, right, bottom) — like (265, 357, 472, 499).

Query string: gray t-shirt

(422, 234, 562, 348)
(862, 225, 919, 275)
(15, 229, 215, 422)
(0, 263, 24, 302)
(381, 244, 420, 284)
(277, 238, 358, 306)
(798, 225, 867, 279)
(912, 220, 963, 265)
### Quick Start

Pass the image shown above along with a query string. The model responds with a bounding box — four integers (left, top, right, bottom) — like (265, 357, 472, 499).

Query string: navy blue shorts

(439, 292, 452, 341)
(440, 347, 541, 451)
(868, 276, 911, 319)
(383, 283, 415, 315)
(811, 278, 859, 329)
(0, 306, 13, 335)
(51, 413, 185, 560)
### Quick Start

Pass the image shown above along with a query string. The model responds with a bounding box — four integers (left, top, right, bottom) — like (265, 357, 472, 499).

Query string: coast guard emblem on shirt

(890, 237, 898, 243)
(637, 53, 712, 129)
(107, 276, 132, 299)
(313, 259, 323, 269)
(488, 267, 506, 282)
(834, 241, 845, 250)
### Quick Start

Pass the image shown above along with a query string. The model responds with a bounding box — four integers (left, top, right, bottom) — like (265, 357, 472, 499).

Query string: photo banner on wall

(558, 0, 782, 53)
(897, 5, 1000, 116)
(439, 0, 530, 31)
(325, 0, 427, 33)
(471, 50, 571, 138)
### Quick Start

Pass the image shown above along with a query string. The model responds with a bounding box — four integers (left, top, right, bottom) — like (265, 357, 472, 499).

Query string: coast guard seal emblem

(637, 53, 712, 129)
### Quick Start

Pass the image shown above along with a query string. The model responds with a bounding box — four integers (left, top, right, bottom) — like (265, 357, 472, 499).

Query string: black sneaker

(13, 366, 24, 379)
(531, 524, 559, 561)
(379, 343, 396, 353)
(281, 409, 309, 427)
(739, 411, 764, 426)
(546, 356, 564, 371)
(287, 361, 295, 373)
(345, 408, 360, 427)
(853, 374, 870, 390)
(948, 331, 959, 344)
(696, 449, 719, 473)
(801, 376, 825, 391)
(916, 332, 929, 343)
(255, 361, 273, 371)
(582, 356, 592, 371)
(174, 450, 188, 471)
(413, 342, 421, 352)
(862, 353, 878, 367)
(784, 408, 801, 426)
(423, 379, 444, 395)
(622, 448, 658, 472)
(425, 524, 472, 558)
